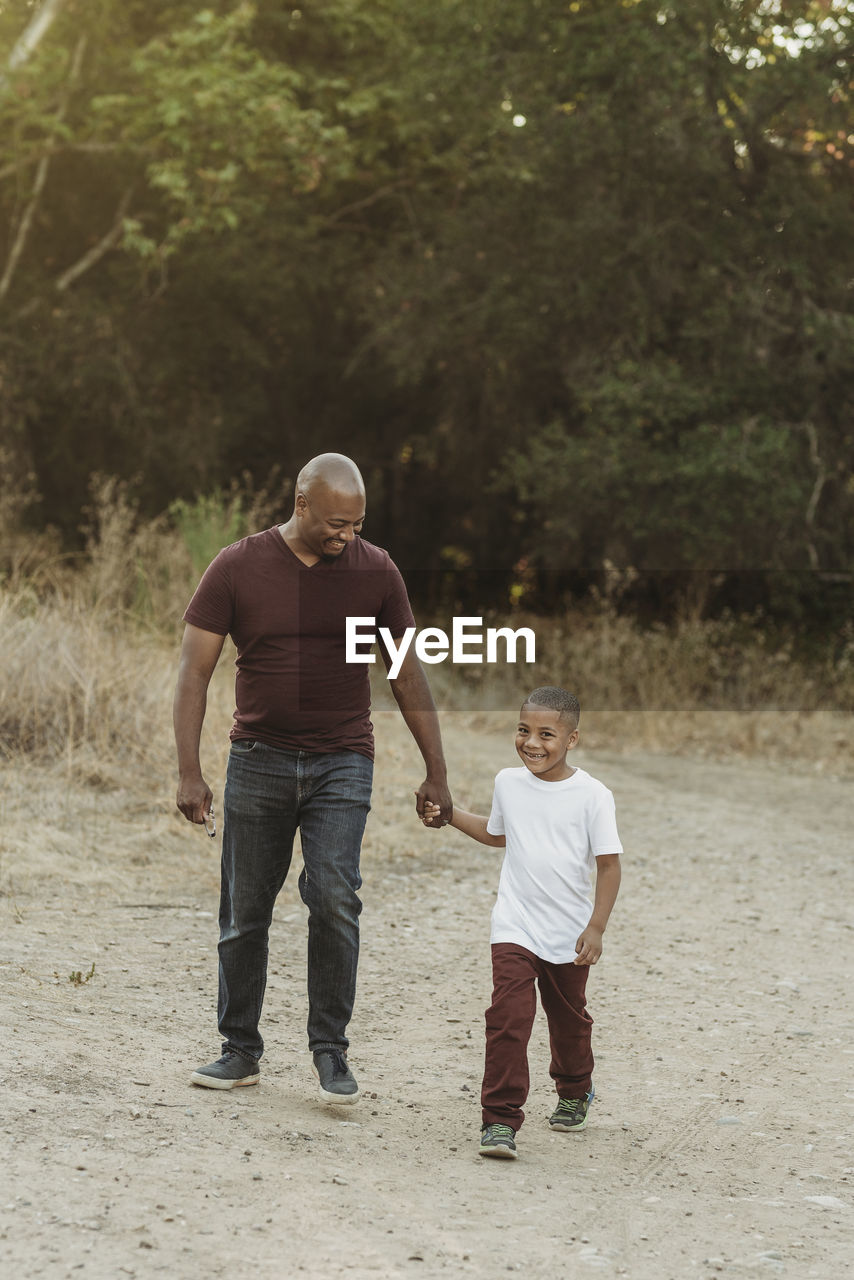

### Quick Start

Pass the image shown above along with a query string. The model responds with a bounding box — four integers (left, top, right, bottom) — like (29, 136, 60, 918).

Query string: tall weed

(169, 488, 248, 580)
(1, 479, 852, 779)
(404, 608, 854, 715)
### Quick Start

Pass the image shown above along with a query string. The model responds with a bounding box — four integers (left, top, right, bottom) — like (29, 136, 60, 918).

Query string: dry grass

(407, 609, 854, 715)
(2, 481, 853, 800)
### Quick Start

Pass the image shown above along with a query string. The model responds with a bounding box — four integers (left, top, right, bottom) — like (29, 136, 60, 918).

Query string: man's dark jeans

(217, 739, 373, 1061)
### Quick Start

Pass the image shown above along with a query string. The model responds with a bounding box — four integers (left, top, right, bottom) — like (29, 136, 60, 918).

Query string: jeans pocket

(338, 752, 374, 802)
(230, 739, 258, 754)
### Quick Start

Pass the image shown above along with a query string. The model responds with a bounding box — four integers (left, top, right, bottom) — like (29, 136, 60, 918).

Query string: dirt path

(1, 721, 852, 1278)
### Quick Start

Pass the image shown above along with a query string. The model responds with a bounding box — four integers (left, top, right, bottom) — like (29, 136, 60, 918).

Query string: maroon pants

(481, 942, 594, 1130)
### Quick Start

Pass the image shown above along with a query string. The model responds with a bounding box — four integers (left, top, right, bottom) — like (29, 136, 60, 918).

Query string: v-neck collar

(272, 526, 347, 571)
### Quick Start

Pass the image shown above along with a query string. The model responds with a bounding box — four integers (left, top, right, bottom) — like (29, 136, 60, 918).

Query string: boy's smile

(515, 703, 579, 782)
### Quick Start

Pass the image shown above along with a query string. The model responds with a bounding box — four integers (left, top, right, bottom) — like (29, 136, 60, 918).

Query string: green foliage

(169, 489, 247, 577)
(0, 0, 852, 626)
(66, 963, 96, 985)
(499, 363, 812, 572)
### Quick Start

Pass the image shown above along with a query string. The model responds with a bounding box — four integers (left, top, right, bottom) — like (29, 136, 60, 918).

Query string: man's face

(296, 487, 366, 560)
(515, 703, 578, 781)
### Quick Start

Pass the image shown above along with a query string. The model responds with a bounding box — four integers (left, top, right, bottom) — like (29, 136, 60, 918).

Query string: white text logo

(346, 616, 536, 679)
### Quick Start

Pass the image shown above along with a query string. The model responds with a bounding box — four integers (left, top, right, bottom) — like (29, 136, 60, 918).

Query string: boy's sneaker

(312, 1048, 359, 1104)
(478, 1123, 518, 1159)
(549, 1085, 595, 1131)
(190, 1050, 260, 1090)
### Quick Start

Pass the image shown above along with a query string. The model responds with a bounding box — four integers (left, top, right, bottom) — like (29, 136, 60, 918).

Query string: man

(174, 453, 452, 1100)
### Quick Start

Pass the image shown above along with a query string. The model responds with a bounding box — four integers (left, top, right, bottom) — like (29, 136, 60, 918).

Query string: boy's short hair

(522, 686, 581, 728)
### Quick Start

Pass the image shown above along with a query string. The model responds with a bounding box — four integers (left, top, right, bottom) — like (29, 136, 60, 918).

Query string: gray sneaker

(478, 1123, 518, 1159)
(549, 1085, 595, 1131)
(191, 1050, 260, 1090)
(312, 1048, 359, 1104)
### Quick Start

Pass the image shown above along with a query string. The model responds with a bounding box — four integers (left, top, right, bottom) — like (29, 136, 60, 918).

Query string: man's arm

(380, 642, 452, 825)
(574, 854, 622, 965)
(173, 623, 227, 825)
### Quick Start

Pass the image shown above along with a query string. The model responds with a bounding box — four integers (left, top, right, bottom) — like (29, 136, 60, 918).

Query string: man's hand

(173, 623, 226, 830)
(414, 776, 453, 827)
(574, 924, 604, 966)
(177, 773, 214, 826)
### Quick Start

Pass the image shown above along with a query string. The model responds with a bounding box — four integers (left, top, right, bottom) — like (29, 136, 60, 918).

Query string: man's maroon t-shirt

(183, 527, 415, 760)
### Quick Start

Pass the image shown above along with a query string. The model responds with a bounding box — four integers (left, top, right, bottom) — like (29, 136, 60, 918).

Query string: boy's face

(515, 703, 579, 782)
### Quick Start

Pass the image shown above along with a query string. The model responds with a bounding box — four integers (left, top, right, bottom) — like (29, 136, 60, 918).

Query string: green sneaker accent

(549, 1085, 595, 1131)
(479, 1123, 518, 1159)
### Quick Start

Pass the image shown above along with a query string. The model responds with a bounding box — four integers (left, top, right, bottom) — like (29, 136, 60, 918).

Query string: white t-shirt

(486, 766, 623, 964)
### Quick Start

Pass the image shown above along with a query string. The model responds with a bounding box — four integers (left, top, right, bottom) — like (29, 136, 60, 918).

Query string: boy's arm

(574, 854, 621, 965)
(421, 801, 505, 848)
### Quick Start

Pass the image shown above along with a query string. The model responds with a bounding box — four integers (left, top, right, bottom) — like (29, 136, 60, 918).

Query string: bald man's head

(290, 454, 367, 562)
(296, 454, 365, 502)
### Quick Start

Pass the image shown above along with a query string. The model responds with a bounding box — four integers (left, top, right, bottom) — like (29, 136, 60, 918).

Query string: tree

(1, 0, 851, 626)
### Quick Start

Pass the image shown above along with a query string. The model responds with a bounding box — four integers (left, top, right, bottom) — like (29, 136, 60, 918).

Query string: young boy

(422, 686, 622, 1159)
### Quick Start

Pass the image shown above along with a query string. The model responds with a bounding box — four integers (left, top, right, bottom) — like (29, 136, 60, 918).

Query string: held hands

(574, 924, 604, 966)
(420, 800, 443, 828)
(414, 776, 452, 828)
